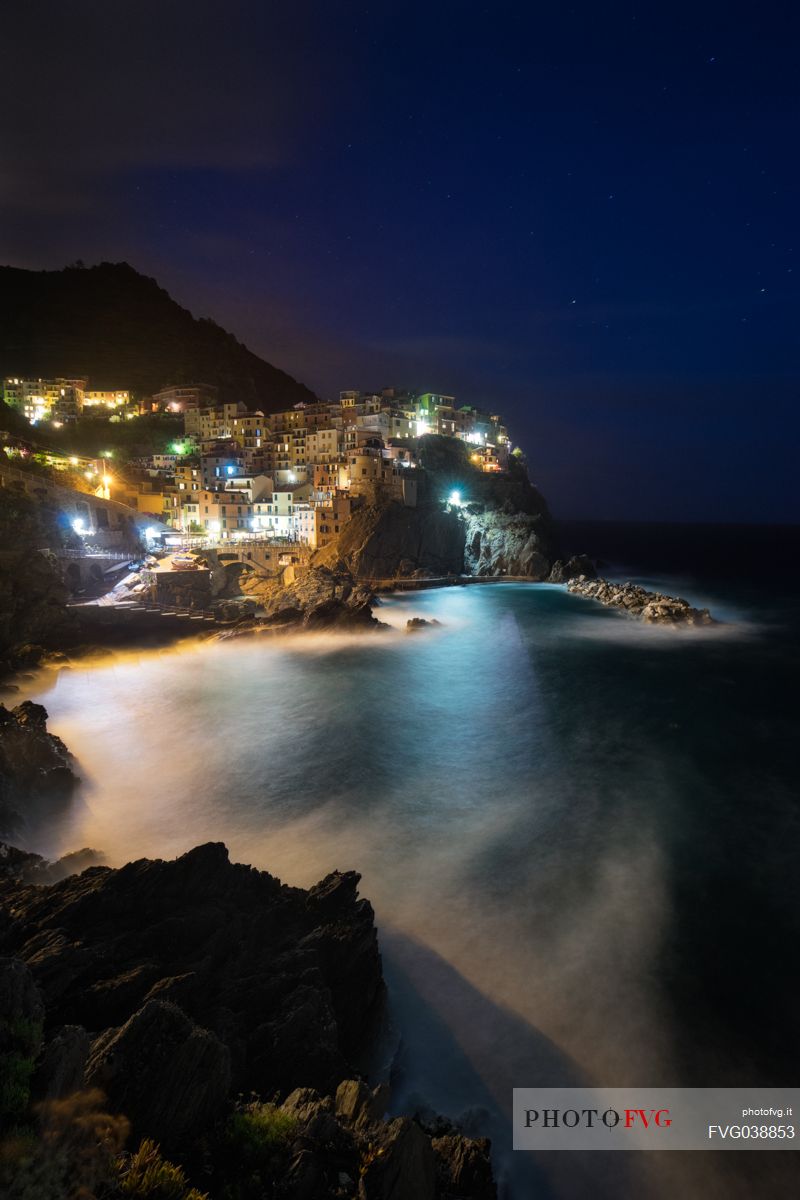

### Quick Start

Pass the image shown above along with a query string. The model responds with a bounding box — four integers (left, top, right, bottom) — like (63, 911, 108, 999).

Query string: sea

(24, 522, 800, 1199)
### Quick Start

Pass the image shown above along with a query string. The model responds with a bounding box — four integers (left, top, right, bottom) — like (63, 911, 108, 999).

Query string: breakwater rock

(0, 701, 79, 836)
(566, 576, 715, 625)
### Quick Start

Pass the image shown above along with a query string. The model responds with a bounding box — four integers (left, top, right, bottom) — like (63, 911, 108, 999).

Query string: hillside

(0, 262, 317, 411)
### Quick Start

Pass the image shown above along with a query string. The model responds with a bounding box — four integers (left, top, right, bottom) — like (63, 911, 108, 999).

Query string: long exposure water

(25, 530, 800, 1199)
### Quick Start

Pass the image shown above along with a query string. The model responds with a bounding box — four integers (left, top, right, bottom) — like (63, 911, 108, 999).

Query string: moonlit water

(27, 573, 800, 1199)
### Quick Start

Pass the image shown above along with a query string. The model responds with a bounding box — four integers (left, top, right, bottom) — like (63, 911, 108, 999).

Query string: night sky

(3, 2, 799, 521)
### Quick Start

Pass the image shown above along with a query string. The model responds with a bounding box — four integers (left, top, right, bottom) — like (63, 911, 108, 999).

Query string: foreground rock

(0, 843, 384, 1099)
(264, 1082, 496, 1200)
(566, 576, 715, 625)
(0, 848, 497, 1197)
(0, 701, 79, 836)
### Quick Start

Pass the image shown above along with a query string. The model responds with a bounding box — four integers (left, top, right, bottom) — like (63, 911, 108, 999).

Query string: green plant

(225, 1103, 298, 1158)
(214, 1102, 299, 1199)
(0, 1052, 36, 1121)
(0, 1016, 43, 1123)
(116, 1138, 208, 1199)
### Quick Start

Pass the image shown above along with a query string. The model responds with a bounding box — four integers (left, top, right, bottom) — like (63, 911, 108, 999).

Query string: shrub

(225, 1103, 298, 1158)
(215, 1101, 299, 1199)
(116, 1138, 208, 1199)
(0, 1088, 128, 1200)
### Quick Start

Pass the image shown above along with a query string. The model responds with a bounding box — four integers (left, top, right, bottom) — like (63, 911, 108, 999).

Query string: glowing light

(448, 490, 464, 507)
(102, 475, 112, 486)
(207, 520, 221, 534)
(69, 456, 79, 466)
(52, 420, 63, 429)
(71, 518, 86, 535)
(144, 526, 156, 541)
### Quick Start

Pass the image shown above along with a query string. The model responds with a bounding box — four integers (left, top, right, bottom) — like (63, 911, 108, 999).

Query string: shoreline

(1, 569, 723, 696)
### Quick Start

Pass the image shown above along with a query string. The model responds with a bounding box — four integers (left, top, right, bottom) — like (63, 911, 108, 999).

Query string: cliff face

(323, 502, 467, 579)
(463, 508, 552, 578)
(0, 549, 77, 668)
(316, 436, 557, 581)
(0, 262, 317, 411)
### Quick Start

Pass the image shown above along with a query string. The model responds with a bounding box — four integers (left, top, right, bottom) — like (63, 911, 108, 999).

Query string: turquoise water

(28, 573, 799, 1199)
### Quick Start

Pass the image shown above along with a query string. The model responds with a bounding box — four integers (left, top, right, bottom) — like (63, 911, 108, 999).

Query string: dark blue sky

(3, 1, 798, 520)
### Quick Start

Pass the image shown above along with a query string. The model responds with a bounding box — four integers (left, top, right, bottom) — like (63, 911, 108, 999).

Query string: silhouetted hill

(0, 262, 317, 411)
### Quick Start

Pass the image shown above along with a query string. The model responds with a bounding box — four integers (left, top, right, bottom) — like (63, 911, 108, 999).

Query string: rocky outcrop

(547, 554, 596, 582)
(270, 1083, 496, 1200)
(406, 618, 442, 633)
(31, 1021, 91, 1100)
(463, 507, 553, 578)
(0, 849, 497, 1197)
(566, 576, 715, 625)
(0, 701, 79, 836)
(0, 843, 385, 1099)
(312, 436, 557, 582)
(0, 548, 77, 671)
(86, 999, 231, 1150)
(239, 564, 381, 630)
(321, 501, 466, 580)
(432, 1134, 497, 1200)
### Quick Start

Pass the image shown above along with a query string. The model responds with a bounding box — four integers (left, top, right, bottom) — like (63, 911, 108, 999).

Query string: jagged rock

(31, 1023, 90, 1099)
(566, 576, 715, 625)
(85, 999, 231, 1149)
(335, 1079, 389, 1129)
(0, 548, 77, 665)
(0, 702, 79, 836)
(240, 566, 382, 630)
(212, 596, 259, 623)
(405, 617, 442, 633)
(0, 843, 385, 1100)
(432, 1135, 497, 1200)
(359, 1117, 436, 1200)
(325, 502, 466, 580)
(547, 554, 596, 582)
(0, 955, 44, 1045)
(462, 508, 552, 578)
